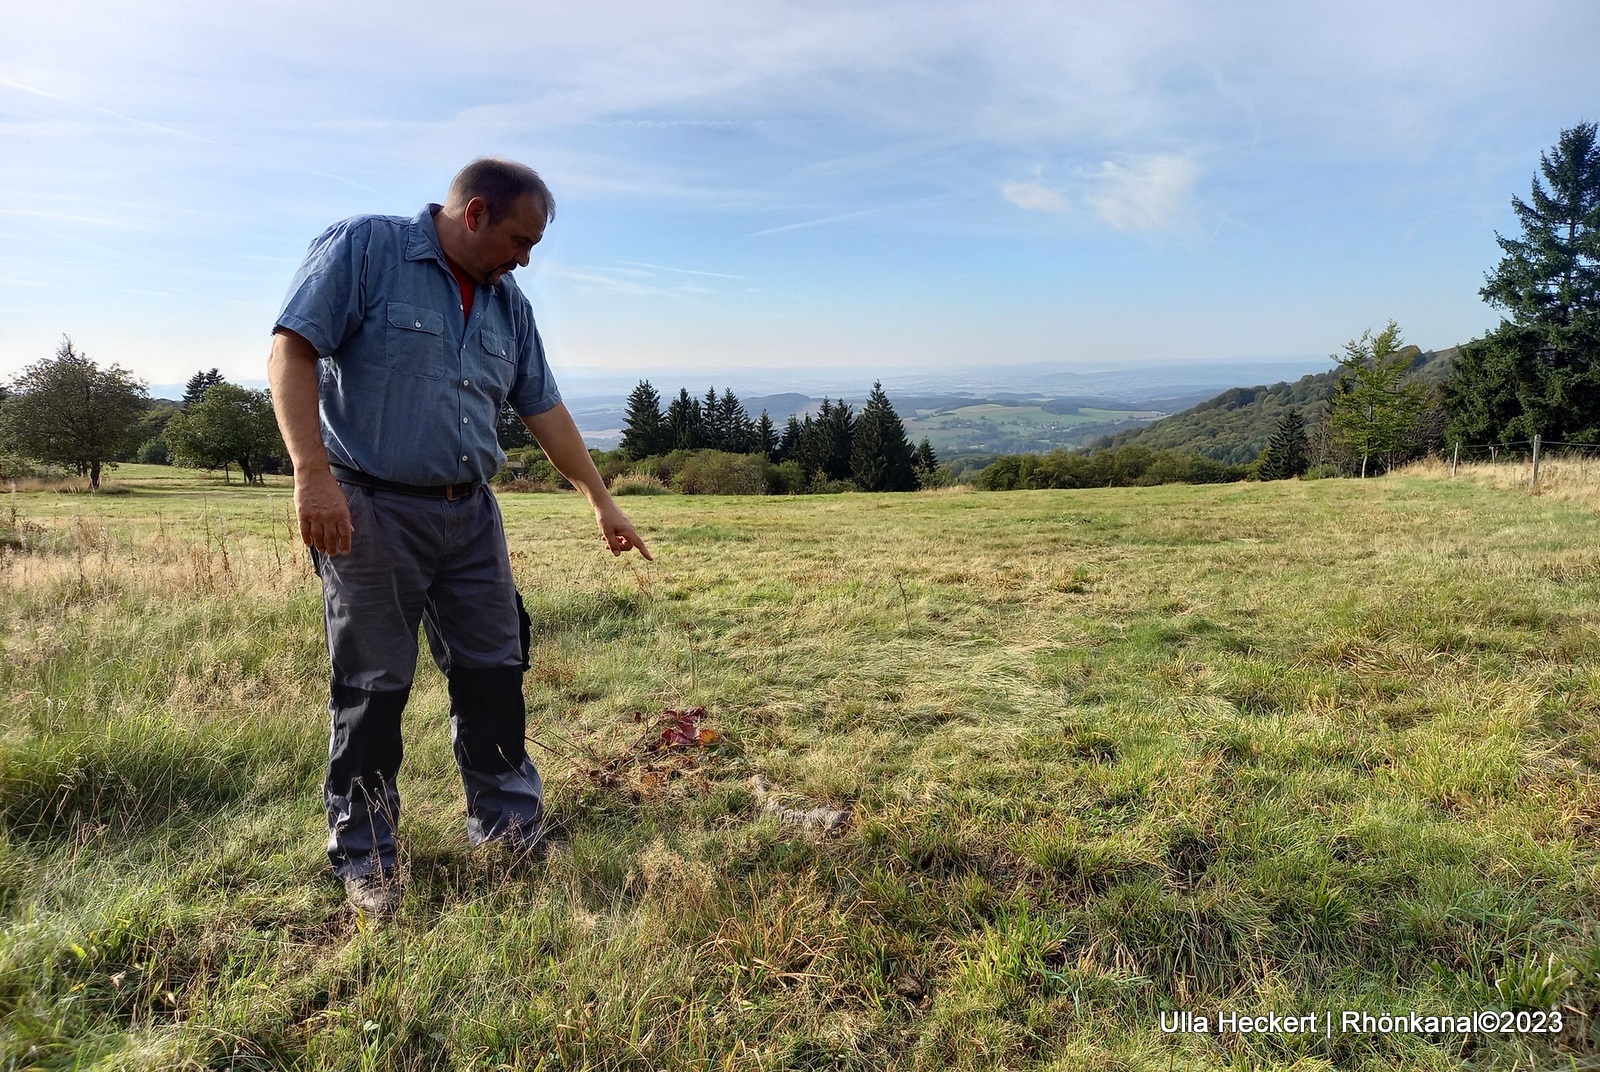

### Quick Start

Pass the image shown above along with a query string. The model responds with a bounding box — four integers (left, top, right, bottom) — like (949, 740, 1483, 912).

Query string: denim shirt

(274, 205, 561, 486)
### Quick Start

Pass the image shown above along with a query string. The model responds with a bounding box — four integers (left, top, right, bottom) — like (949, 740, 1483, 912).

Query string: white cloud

(1001, 181, 1070, 214)
(1085, 155, 1202, 234)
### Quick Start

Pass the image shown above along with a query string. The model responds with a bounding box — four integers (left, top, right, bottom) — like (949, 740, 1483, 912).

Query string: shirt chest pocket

(481, 330, 515, 367)
(385, 302, 445, 379)
(476, 329, 517, 398)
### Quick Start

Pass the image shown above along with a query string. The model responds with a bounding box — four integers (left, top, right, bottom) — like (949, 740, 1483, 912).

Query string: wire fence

(1445, 436, 1600, 486)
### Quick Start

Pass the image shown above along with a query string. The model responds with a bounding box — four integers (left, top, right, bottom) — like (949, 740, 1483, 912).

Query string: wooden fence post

(1531, 434, 1542, 486)
(1451, 442, 1459, 476)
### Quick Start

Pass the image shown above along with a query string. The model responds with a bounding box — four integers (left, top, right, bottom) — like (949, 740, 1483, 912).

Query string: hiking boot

(344, 870, 403, 916)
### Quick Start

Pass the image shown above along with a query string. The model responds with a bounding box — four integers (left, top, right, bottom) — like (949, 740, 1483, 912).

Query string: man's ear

(464, 196, 490, 233)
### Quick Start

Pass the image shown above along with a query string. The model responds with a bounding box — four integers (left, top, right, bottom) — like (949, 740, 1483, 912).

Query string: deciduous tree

(1, 336, 148, 488)
(1330, 321, 1425, 477)
(164, 383, 283, 484)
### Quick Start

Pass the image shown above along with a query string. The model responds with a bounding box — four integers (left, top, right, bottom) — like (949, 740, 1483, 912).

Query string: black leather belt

(329, 463, 481, 501)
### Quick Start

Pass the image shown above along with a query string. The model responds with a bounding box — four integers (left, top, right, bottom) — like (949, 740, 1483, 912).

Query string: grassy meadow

(2, 462, 1600, 1070)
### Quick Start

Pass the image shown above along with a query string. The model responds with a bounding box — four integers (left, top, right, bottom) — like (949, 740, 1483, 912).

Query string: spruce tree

(913, 437, 939, 487)
(183, 368, 226, 407)
(754, 410, 777, 459)
(700, 387, 724, 450)
(619, 380, 665, 460)
(1256, 407, 1309, 480)
(720, 388, 753, 454)
(778, 414, 802, 462)
(821, 398, 855, 481)
(795, 412, 826, 481)
(665, 389, 702, 451)
(1446, 122, 1600, 444)
(850, 381, 916, 491)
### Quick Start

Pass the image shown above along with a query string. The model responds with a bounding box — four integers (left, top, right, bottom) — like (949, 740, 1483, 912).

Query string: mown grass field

(2, 463, 1599, 1070)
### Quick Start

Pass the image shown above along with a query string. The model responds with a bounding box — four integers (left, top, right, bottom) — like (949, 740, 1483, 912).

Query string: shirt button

(463, 416, 470, 423)
(461, 454, 468, 462)
(500, 349, 507, 356)
(462, 379, 470, 386)
(414, 321, 421, 328)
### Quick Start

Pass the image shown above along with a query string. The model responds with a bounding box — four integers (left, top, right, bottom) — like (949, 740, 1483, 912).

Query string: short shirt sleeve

(505, 300, 562, 418)
(273, 219, 371, 358)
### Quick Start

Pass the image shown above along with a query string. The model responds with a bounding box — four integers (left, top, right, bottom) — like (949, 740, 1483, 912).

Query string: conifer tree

(820, 398, 855, 481)
(1331, 321, 1425, 477)
(619, 380, 665, 460)
(850, 381, 916, 491)
(1446, 122, 1600, 444)
(183, 368, 226, 407)
(778, 414, 802, 462)
(695, 387, 719, 450)
(795, 411, 826, 480)
(754, 410, 777, 459)
(665, 388, 702, 450)
(913, 437, 939, 487)
(720, 388, 752, 454)
(1255, 407, 1309, 480)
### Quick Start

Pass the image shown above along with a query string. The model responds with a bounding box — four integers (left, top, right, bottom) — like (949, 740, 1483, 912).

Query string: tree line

(1258, 121, 1599, 480)
(614, 380, 940, 492)
(0, 351, 284, 487)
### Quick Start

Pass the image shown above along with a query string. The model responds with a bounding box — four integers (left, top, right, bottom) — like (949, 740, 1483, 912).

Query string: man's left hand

(596, 502, 652, 560)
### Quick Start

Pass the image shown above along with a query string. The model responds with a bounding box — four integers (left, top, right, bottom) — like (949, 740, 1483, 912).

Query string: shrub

(768, 460, 807, 495)
(672, 451, 769, 495)
(611, 473, 674, 496)
(136, 436, 170, 465)
(977, 445, 1245, 490)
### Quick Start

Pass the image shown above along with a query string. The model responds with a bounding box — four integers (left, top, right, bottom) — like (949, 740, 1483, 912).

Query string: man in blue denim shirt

(269, 158, 651, 914)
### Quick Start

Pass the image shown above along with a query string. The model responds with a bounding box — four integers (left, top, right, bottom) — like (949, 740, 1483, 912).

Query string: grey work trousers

(313, 480, 541, 880)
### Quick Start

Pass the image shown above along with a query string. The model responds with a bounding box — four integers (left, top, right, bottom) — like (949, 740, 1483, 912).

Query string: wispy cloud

(0, 78, 380, 194)
(1001, 181, 1070, 215)
(1086, 156, 1203, 235)
(619, 261, 746, 280)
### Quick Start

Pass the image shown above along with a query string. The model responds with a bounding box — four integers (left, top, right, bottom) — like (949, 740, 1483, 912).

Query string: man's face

(465, 194, 546, 285)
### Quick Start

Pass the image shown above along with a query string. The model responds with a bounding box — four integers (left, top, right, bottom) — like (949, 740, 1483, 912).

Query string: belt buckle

(445, 483, 457, 502)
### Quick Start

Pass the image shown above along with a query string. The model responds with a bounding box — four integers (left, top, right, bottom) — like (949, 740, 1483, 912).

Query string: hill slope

(1091, 346, 1458, 464)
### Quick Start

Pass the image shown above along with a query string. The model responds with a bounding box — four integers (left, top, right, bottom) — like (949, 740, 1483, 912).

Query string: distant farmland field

(904, 401, 1164, 454)
(2, 465, 1598, 1069)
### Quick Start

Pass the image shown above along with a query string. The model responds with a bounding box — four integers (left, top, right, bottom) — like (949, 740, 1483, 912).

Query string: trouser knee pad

(326, 684, 409, 797)
(447, 666, 527, 775)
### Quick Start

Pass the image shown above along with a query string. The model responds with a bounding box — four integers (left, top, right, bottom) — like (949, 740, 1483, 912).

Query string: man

(269, 157, 651, 915)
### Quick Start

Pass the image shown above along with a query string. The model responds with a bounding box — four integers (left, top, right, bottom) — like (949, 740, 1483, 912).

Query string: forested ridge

(1089, 347, 1457, 464)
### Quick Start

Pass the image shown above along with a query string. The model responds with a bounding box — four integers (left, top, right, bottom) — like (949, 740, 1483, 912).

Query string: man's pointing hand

(596, 501, 651, 560)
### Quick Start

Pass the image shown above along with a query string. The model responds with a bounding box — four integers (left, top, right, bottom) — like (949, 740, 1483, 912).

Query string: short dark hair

(446, 158, 555, 224)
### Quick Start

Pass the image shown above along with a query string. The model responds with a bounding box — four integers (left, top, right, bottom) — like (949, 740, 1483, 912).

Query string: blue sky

(2, 0, 1597, 390)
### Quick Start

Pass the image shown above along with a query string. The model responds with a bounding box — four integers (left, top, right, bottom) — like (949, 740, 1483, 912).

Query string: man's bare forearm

(522, 404, 611, 505)
(268, 329, 332, 478)
(269, 329, 353, 554)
